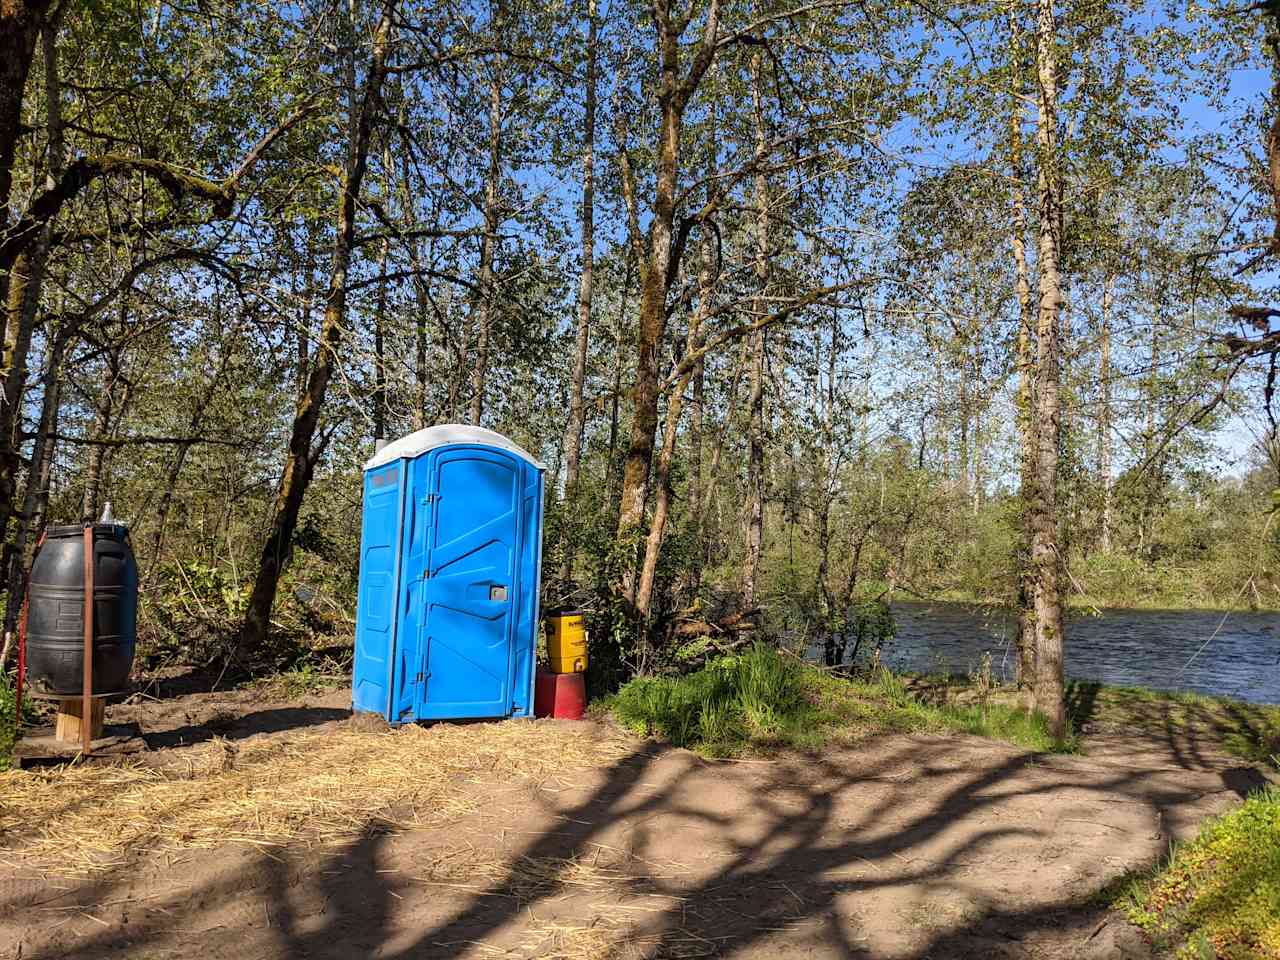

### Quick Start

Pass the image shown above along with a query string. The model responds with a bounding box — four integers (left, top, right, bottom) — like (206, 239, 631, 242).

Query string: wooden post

(82, 523, 93, 754)
(55, 697, 104, 743)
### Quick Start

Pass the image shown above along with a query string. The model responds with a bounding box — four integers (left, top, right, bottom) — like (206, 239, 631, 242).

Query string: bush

(1121, 787, 1280, 959)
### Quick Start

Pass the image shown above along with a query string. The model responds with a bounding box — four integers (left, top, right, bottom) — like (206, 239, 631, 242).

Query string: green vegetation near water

(1116, 788, 1280, 959)
(607, 644, 1077, 756)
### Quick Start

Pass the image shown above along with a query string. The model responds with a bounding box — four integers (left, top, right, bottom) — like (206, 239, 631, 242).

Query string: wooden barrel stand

(54, 697, 105, 743)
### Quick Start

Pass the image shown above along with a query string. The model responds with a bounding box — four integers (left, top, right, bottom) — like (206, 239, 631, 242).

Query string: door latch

(489, 584, 508, 602)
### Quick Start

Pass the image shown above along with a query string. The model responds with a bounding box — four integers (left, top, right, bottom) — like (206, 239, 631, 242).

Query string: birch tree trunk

(239, 4, 393, 652)
(1008, 0, 1038, 699)
(1099, 273, 1114, 553)
(1030, 0, 1067, 736)
(741, 44, 770, 610)
(558, 0, 598, 585)
(817, 310, 838, 663)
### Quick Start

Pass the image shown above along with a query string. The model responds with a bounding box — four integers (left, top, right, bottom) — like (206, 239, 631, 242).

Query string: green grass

(1115, 787, 1280, 959)
(606, 644, 1077, 757)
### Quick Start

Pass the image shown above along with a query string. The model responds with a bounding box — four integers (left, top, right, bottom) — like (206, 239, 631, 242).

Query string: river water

(873, 601, 1280, 704)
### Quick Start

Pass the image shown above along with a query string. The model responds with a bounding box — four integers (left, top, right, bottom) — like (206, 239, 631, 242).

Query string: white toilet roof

(363, 424, 544, 471)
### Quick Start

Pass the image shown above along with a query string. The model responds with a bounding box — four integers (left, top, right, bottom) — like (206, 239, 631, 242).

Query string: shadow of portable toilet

(352, 425, 545, 724)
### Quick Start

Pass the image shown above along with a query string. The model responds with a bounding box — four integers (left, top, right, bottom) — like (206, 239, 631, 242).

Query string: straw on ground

(0, 719, 632, 875)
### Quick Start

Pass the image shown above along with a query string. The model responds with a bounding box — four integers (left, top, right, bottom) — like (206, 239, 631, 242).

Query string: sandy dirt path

(0, 685, 1269, 960)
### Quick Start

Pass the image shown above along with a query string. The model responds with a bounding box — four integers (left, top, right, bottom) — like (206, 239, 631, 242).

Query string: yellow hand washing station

(544, 609, 588, 673)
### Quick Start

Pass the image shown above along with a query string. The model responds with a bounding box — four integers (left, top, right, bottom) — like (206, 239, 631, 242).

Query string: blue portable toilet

(352, 425, 545, 723)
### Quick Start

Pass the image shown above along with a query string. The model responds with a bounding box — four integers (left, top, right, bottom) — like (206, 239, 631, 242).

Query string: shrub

(1121, 787, 1280, 959)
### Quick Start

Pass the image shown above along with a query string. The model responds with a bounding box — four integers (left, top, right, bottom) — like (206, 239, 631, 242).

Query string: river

(872, 600, 1280, 704)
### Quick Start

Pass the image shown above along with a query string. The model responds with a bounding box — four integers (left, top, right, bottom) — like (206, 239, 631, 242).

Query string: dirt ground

(1, 681, 1273, 960)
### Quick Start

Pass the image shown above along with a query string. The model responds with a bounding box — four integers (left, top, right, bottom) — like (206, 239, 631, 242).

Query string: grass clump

(608, 644, 808, 753)
(608, 644, 1075, 757)
(1117, 787, 1280, 959)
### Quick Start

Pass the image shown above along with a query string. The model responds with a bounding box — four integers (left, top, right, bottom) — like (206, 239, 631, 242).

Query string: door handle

(489, 584, 508, 602)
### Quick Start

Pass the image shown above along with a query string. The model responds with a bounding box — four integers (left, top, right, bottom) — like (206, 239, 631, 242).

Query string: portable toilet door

(352, 425, 545, 724)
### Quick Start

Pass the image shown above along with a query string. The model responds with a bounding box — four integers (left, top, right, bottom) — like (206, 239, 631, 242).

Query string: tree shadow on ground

(1067, 680, 1280, 772)
(4, 726, 1258, 960)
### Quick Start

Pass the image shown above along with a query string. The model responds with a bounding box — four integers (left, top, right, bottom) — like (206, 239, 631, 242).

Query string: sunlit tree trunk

(1029, 0, 1067, 736)
(615, 0, 720, 605)
(558, 0, 598, 585)
(817, 310, 839, 664)
(1008, 0, 1037, 700)
(741, 44, 770, 610)
(1099, 273, 1114, 553)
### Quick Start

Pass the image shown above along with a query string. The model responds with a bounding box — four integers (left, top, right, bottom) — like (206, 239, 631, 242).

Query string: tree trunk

(397, 137, 437, 431)
(239, 5, 393, 652)
(687, 70, 717, 597)
(370, 134, 394, 441)
(558, 0, 598, 586)
(817, 311, 838, 664)
(741, 45, 770, 611)
(0, 9, 61, 553)
(296, 233, 314, 404)
(1099, 273, 1114, 553)
(3, 318, 68, 640)
(616, 101, 680, 597)
(634, 211, 714, 620)
(1008, 0, 1038, 700)
(605, 256, 632, 511)
(0, 2, 50, 257)
(1029, 0, 1066, 736)
(615, 0, 721, 602)
(469, 50, 503, 425)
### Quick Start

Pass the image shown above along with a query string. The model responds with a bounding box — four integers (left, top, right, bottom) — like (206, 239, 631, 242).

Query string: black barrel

(26, 523, 137, 697)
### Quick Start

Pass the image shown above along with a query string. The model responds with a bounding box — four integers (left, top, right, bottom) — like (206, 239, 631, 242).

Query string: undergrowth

(247, 658, 349, 698)
(607, 644, 1076, 757)
(1117, 787, 1280, 959)
(0, 672, 14, 772)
